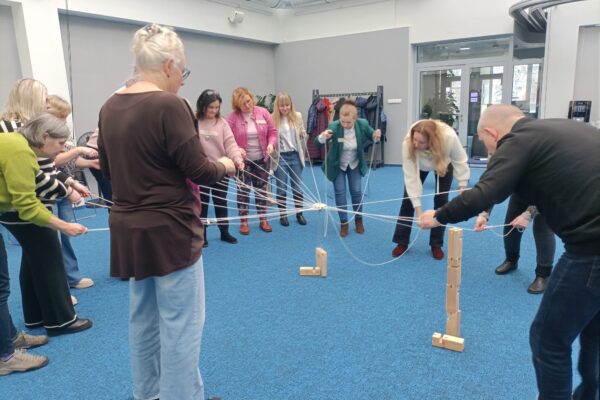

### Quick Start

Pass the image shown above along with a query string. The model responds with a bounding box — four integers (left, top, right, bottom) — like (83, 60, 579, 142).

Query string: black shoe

(280, 216, 289, 226)
(46, 318, 93, 337)
(527, 276, 549, 294)
(296, 213, 307, 225)
(220, 231, 238, 244)
(495, 260, 518, 275)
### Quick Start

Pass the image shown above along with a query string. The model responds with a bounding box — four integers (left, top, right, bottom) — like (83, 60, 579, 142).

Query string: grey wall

(274, 28, 410, 164)
(574, 26, 600, 126)
(0, 5, 22, 110)
(59, 14, 276, 137)
(58, 15, 409, 163)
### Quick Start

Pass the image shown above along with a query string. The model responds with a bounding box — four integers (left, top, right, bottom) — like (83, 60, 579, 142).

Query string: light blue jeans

(333, 166, 363, 223)
(55, 198, 83, 286)
(129, 257, 205, 400)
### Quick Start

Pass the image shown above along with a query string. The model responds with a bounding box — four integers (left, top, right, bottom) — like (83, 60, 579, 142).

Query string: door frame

(413, 36, 515, 149)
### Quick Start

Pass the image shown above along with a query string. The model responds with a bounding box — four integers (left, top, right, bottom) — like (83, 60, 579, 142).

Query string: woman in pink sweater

(196, 90, 244, 246)
(226, 87, 278, 235)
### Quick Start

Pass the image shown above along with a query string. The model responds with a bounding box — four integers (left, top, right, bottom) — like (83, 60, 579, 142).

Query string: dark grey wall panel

(274, 28, 410, 164)
(59, 14, 276, 136)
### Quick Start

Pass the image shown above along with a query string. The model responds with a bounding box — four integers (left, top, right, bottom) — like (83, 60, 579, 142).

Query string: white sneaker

(71, 295, 78, 306)
(0, 349, 49, 376)
(73, 278, 94, 289)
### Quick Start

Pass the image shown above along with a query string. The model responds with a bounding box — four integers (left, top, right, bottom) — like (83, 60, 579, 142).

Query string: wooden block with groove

(448, 227, 463, 266)
(316, 247, 327, 278)
(431, 333, 465, 352)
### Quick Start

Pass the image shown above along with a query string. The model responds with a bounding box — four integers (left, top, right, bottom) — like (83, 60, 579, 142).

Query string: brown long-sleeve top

(98, 91, 226, 280)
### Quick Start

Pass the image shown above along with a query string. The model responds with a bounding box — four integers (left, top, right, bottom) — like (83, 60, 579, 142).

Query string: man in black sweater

(420, 104, 600, 400)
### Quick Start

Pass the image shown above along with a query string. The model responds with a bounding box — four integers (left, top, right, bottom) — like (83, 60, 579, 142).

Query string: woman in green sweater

(0, 113, 91, 376)
(316, 101, 381, 237)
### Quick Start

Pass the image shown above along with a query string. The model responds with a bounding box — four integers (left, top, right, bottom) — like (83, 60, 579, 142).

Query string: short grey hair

(131, 23, 184, 73)
(19, 113, 70, 148)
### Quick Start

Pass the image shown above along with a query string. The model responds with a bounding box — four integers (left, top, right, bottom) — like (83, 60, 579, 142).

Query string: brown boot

(239, 218, 250, 235)
(259, 218, 272, 233)
(340, 222, 349, 237)
(355, 217, 364, 234)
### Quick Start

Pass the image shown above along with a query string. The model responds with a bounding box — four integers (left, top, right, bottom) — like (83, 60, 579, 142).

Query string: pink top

(226, 106, 277, 161)
(197, 117, 243, 165)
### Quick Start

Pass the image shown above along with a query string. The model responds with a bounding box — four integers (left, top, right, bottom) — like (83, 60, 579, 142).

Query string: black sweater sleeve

(435, 133, 529, 224)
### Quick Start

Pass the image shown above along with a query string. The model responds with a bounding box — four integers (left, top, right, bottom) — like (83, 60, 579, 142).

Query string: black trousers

(393, 164, 454, 247)
(502, 194, 555, 277)
(199, 177, 231, 233)
(90, 167, 113, 202)
(2, 213, 76, 328)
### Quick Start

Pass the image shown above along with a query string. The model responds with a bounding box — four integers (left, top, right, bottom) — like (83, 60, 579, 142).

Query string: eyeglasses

(181, 67, 191, 81)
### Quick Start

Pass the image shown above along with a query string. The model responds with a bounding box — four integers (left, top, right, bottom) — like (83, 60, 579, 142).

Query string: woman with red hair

(226, 87, 278, 234)
(391, 119, 470, 260)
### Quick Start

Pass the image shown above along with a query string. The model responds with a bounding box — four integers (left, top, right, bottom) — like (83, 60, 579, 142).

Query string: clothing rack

(311, 85, 385, 168)
(312, 90, 379, 98)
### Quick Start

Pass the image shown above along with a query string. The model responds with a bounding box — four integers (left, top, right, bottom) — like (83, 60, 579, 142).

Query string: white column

(541, 0, 600, 118)
(10, 0, 71, 105)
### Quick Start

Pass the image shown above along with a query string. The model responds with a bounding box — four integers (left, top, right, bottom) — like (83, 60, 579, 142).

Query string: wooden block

(432, 332, 443, 346)
(448, 228, 463, 266)
(445, 284, 459, 313)
(446, 310, 461, 337)
(447, 266, 461, 286)
(442, 334, 465, 352)
(299, 266, 321, 276)
(316, 247, 327, 278)
(432, 332, 464, 352)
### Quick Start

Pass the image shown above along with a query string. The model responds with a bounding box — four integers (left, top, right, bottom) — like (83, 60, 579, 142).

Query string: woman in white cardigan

(271, 92, 309, 226)
(392, 119, 470, 260)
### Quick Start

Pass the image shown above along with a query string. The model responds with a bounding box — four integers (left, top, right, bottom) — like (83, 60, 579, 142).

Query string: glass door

(511, 62, 542, 118)
(466, 65, 505, 158)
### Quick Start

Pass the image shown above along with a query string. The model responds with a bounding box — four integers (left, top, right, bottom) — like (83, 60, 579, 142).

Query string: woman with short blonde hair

(316, 100, 381, 237)
(391, 119, 470, 260)
(98, 23, 234, 400)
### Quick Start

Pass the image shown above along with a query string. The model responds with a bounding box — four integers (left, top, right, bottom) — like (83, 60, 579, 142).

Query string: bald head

(478, 104, 525, 136)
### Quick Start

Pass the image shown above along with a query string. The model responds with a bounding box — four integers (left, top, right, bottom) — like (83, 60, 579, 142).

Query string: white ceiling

(208, 0, 387, 12)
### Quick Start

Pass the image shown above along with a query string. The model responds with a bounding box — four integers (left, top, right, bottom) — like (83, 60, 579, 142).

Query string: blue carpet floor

(0, 166, 577, 400)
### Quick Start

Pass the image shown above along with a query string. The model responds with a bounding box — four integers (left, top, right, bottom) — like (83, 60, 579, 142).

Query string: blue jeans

(274, 151, 304, 211)
(573, 311, 600, 400)
(0, 235, 17, 358)
(129, 257, 205, 400)
(56, 198, 83, 286)
(333, 166, 362, 223)
(530, 252, 600, 400)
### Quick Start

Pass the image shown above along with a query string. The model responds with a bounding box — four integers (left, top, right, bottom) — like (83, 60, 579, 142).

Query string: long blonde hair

(405, 119, 448, 176)
(272, 92, 301, 130)
(1, 78, 48, 123)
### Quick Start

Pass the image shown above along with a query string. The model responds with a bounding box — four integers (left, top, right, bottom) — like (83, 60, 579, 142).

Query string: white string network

(1, 138, 516, 262)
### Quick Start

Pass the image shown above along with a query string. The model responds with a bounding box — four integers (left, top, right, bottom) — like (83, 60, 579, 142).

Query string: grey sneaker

(0, 349, 49, 376)
(13, 331, 49, 350)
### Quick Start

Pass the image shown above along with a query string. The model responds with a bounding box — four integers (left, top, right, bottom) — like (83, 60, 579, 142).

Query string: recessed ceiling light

(459, 47, 471, 51)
